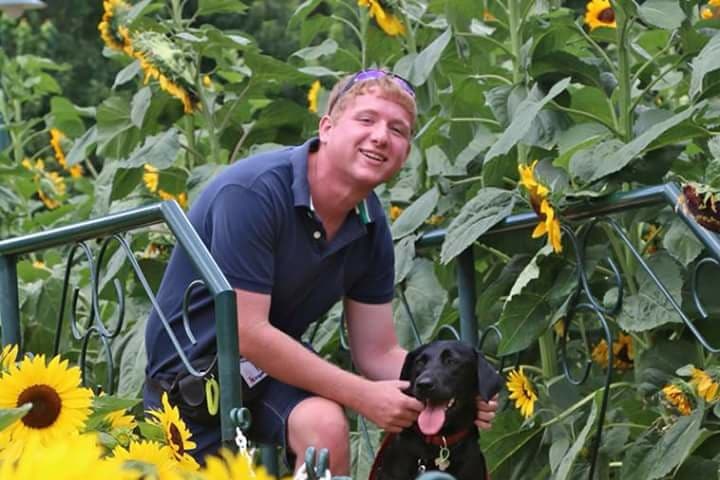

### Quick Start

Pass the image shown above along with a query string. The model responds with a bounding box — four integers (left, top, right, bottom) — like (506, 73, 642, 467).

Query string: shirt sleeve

(346, 217, 395, 304)
(205, 184, 277, 294)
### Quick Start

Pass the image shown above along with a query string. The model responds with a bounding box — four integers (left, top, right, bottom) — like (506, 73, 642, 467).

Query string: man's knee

(287, 397, 350, 469)
(288, 397, 349, 444)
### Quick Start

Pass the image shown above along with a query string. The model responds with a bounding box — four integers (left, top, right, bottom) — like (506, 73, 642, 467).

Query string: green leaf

(425, 145, 464, 177)
(623, 410, 704, 479)
(65, 126, 97, 167)
(0, 403, 32, 431)
(614, 252, 683, 332)
(662, 217, 703, 266)
(690, 33, 720, 99)
(197, 0, 247, 16)
(638, 0, 686, 30)
(96, 95, 141, 159)
(110, 167, 142, 202)
(391, 187, 439, 240)
(481, 410, 544, 473)
(585, 104, 701, 183)
(408, 28, 452, 86)
(456, 125, 495, 170)
(291, 38, 338, 61)
(394, 235, 416, 285)
(393, 259, 447, 349)
(130, 87, 152, 129)
(440, 188, 515, 264)
(50, 97, 85, 138)
(555, 394, 599, 480)
(570, 138, 623, 182)
(506, 245, 554, 303)
(121, 129, 181, 169)
(112, 61, 141, 89)
(485, 77, 571, 162)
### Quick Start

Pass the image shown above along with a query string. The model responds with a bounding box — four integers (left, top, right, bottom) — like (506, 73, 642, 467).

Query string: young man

(144, 70, 496, 474)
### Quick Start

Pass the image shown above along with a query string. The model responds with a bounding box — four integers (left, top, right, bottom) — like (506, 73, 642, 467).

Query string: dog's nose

(415, 378, 435, 393)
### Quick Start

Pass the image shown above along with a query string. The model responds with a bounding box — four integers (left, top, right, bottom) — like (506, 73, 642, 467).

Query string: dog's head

(399, 340, 502, 436)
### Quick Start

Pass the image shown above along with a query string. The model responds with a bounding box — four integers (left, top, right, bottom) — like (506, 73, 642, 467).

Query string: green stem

(549, 101, 622, 137)
(542, 382, 633, 428)
(538, 331, 558, 378)
(615, 8, 633, 141)
(508, 0, 523, 85)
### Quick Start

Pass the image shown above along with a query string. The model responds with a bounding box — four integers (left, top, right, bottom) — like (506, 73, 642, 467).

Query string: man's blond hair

(325, 73, 417, 124)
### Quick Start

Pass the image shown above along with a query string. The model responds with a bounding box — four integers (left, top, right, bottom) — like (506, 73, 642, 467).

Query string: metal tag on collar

(434, 437, 451, 471)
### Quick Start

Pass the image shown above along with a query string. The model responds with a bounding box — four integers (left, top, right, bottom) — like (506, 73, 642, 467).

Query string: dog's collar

(418, 427, 473, 447)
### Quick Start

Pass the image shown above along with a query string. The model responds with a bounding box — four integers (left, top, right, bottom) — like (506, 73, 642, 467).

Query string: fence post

(0, 254, 20, 349)
(457, 247, 478, 347)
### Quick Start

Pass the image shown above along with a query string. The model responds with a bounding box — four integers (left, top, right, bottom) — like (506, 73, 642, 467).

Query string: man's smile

(359, 148, 387, 163)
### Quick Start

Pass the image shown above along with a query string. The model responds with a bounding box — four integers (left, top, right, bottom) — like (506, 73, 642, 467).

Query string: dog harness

(368, 427, 490, 480)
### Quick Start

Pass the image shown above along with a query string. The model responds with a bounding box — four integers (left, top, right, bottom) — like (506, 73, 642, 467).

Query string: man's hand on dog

(360, 380, 424, 432)
(475, 394, 499, 430)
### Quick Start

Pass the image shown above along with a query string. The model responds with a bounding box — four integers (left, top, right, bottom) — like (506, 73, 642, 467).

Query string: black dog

(371, 340, 503, 480)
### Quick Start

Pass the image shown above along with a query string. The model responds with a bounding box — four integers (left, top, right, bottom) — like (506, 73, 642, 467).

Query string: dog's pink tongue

(418, 404, 445, 435)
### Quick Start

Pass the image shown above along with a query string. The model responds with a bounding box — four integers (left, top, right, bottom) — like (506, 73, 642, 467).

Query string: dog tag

(434, 446, 450, 471)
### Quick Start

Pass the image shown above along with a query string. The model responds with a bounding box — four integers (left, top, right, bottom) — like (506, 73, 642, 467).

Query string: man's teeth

(362, 150, 385, 162)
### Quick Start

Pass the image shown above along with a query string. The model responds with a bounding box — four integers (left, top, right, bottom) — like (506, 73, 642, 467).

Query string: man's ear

(475, 350, 503, 401)
(399, 346, 421, 381)
(318, 115, 333, 143)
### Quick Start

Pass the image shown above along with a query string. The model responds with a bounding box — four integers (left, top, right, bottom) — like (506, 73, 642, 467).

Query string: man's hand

(358, 380, 424, 433)
(475, 394, 498, 430)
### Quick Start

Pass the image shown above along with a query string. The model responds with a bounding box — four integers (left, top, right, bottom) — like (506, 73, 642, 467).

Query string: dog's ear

(399, 346, 422, 381)
(475, 350, 503, 401)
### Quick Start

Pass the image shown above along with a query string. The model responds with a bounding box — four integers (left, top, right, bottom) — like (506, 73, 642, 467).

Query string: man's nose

(370, 123, 389, 145)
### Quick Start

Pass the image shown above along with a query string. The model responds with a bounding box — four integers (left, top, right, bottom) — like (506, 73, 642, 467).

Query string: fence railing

(1, 182, 718, 479)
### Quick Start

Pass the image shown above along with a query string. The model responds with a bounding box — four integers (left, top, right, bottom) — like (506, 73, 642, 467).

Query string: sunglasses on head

(328, 69, 416, 113)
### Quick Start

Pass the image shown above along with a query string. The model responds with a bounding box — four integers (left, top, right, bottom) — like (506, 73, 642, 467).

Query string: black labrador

(372, 340, 503, 480)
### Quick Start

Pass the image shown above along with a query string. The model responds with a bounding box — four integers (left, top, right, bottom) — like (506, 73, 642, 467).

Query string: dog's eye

(441, 350, 456, 366)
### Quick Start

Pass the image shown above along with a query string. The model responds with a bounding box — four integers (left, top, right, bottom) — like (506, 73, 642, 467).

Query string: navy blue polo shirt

(145, 138, 395, 379)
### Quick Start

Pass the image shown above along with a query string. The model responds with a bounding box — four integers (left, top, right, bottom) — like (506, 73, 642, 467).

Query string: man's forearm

(240, 323, 371, 412)
(355, 345, 407, 381)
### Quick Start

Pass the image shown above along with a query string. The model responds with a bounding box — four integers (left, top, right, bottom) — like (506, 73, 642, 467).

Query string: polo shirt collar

(290, 137, 374, 225)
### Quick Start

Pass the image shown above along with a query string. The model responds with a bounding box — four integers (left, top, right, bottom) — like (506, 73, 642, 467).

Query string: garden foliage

(2, 0, 720, 478)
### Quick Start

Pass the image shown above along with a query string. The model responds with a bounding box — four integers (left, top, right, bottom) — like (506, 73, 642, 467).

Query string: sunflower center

(169, 423, 185, 455)
(17, 384, 62, 429)
(598, 8, 615, 23)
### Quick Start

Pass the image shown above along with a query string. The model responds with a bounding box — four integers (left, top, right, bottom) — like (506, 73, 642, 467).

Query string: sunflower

(0, 344, 18, 372)
(661, 383, 693, 416)
(110, 440, 182, 479)
(307, 80, 321, 113)
(389, 205, 403, 221)
(202, 449, 277, 480)
(690, 368, 720, 402)
(158, 190, 188, 209)
(591, 333, 634, 371)
(358, 0, 405, 36)
(506, 368, 537, 419)
(518, 161, 562, 253)
(146, 392, 198, 470)
(0, 433, 135, 480)
(0, 354, 93, 450)
(50, 128, 84, 179)
(98, 0, 132, 52)
(143, 164, 159, 192)
(584, 0, 616, 31)
(105, 409, 137, 430)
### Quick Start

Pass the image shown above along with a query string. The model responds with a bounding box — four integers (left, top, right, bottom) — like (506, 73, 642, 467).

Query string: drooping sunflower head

(661, 382, 694, 416)
(506, 367, 538, 419)
(130, 31, 199, 113)
(518, 160, 550, 212)
(146, 392, 197, 469)
(584, 0, 616, 31)
(0, 354, 93, 450)
(358, 0, 405, 36)
(98, 0, 132, 52)
(690, 367, 720, 402)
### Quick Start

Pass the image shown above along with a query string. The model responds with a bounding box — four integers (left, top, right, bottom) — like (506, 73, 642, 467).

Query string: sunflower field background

(3, 0, 720, 478)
